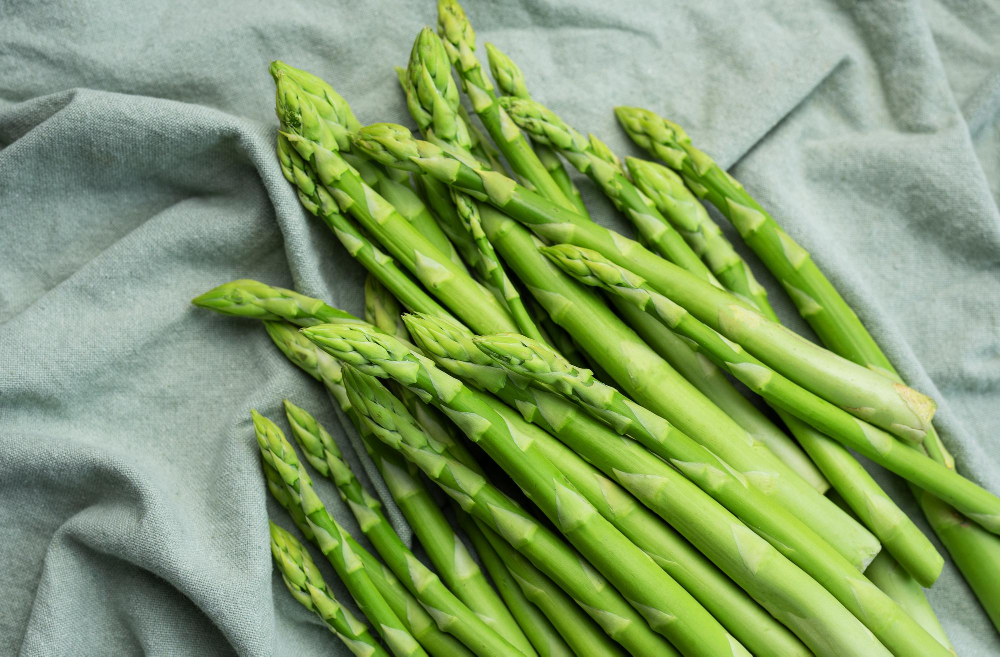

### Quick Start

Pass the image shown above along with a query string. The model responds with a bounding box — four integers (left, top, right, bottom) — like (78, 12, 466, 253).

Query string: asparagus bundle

(309, 325, 745, 657)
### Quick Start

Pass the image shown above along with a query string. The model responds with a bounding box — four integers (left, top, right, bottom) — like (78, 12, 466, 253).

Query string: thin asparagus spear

(273, 134, 457, 322)
(269, 521, 392, 657)
(459, 104, 506, 173)
(455, 513, 574, 657)
(315, 329, 745, 657)
(436, 0, 575, 210)
(338, 367, 680, 656)
(472, 331, 954, 657)
(273, 70, 517, 335)
(484, 43, 590, 220)
(495, 92, 720, 289)
(351, 123, 937, 444)
(350, 121, 877, 569)
(626, 156, 774, 316)
(544, 243, 1000, 535)
(404, 313, 813, 657)
(253, 411, 428, 657)
(401, 28, 544, 344)
(283, 400, 534, 657)
(618, 105, 1000, 629)
(467, 517, 626, 657)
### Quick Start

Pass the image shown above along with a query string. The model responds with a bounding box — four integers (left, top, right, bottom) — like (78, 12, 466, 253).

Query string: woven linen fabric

(1, 0, 998, 654)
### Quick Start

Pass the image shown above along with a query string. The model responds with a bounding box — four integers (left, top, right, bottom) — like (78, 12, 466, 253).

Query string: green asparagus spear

(436, 0, 575, 210)
(253, 411, 428, 657)
(270, 521, 392, 657)
(365, 275, 412, 341)
(544, 243, 1000, 535)
(484, 43, 590, 220)
(495, 92, 720, 288)
(283, 400, 533, 657)
(401, 28, 544, 343)
(273, 70, 517, 335)
(273, 134, 458, 321)
(404, 313, 813, 657)
(350, 122, 876, 568)
(455, 514, 574, 657)
(313, 328, 746, 657)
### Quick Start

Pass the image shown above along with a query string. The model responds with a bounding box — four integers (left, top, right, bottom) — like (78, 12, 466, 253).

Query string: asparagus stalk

(314, 328, 746, 657)
(404, 313, 813, 657)
(545, 243, 1000, 535)
(625, 156, 775, 316)
(273, 70, 517, 335)
(494, 91, 720, 289)
(337, 366, 681, 657)
(252, 410, 428, 657)
(472, 331, 957, 657)
(401, 28, 544, 344)
(465, 517, 626, 657)
(459, 104, 506, 173)
(269, 521, 392, 657)
(436, 0, 575, 210)
(612, 298, 828, 491)
(350, 122, 876, 568)
(455, 514, 574, 657)
(282, 400, 534, 657)
(617, 106, 1000, 628)
(274, 134, 458, 322)
(484, 43, 590, 220)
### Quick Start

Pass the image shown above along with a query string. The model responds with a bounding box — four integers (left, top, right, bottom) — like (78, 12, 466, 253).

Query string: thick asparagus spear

(617, 105, 1000, 629)
(350, 121, 876, 568)
(484, 44, 590, 220)
(283, 400, 534, 657)
(436, 0, 575, 210)
(494, 92, 720, 289)
(402, 28, 544, 343)
(273, 71, 516, 335)
(269, 521, 392, 657)
(253, 411, 428, 657)
(404, 313, 815, 657)
(314, 328, 747, 657)
(455, 514, 574, 657)
(546, 244, 1000, 534)
(336, 367, 681, 656)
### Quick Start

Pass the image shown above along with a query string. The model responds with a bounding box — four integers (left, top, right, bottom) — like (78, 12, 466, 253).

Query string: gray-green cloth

(1, 0, 998, 654)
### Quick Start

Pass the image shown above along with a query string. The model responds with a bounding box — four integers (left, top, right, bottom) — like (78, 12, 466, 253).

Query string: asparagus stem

(269, 521, 392, 657)
(484, 43, 590, 220)
(496, 92, 721, 289)
(543, 243, 1000, 536)
(455, 513, 574, 657)
(436, 0, 575, 210)
(400, 29, 545, 344)
(272, 69, 517, 335)
(313, 328, 744, 657)
(253, 411, 429, 657)
(467, 517, 626, 657)
(273, 135, 457, 322)
(618, 105, 1000, 630)
(626, 156, 775, 316)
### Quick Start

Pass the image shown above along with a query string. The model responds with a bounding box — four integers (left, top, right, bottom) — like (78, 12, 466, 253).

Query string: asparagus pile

(191, 1, 1000, 654)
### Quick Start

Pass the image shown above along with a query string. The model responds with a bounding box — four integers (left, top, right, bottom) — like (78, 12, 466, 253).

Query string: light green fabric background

(1, 0, 998, 654)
